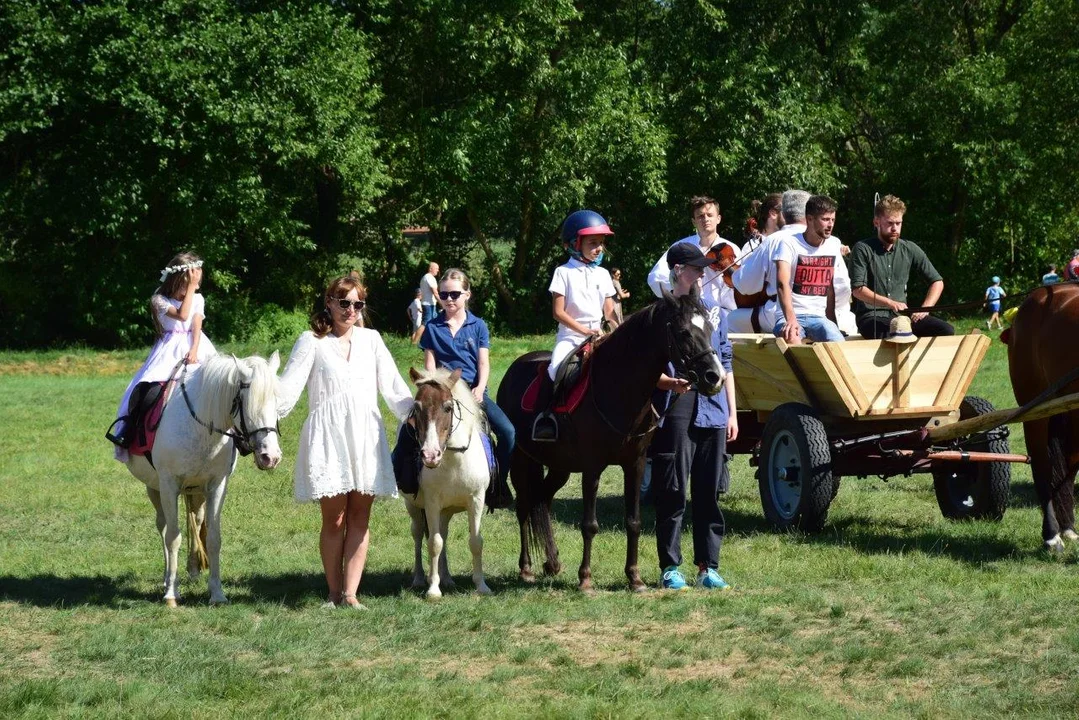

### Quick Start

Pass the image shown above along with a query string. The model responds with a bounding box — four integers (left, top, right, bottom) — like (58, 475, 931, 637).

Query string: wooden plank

(808, 343, 861, 416)
(927, 390, 1079, 443)
(863, 404, 956, 417)
(731, 342, 811, 411)
(950, 334, 990, 406)
(821, 342, 870, 415)
(893, 342, 912, 408)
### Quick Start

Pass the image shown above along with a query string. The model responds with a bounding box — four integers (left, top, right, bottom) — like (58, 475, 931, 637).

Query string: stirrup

(105, 416, 131, 448)
(531, 413, 558, 442)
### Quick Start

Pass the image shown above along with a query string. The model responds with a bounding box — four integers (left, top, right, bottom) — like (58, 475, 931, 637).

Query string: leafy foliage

(1, 0, 1076, 345)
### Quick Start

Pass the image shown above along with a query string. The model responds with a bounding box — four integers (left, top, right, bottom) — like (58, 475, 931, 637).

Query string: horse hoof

(1046, 537, 1066, 554)
(165, 598, 178, 609)
(519, 570, 536, 584)
(630, 581, 649, 593)
(578, 580, 595, 595)
(475, 584, 493, 596)
(543, 561, 562, 576)
(1064, 529, 1079, 542)
(410, 578, 426, 590)
(441, 580, 457, 591)
(209, 597, 230, 607)
(426, 589, 442, 601)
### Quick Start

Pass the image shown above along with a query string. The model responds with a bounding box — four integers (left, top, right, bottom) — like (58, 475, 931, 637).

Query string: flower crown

(160, 260, 203, 283)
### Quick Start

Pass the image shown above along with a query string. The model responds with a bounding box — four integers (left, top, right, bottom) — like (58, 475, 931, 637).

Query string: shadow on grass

(0, 574, 151, 607)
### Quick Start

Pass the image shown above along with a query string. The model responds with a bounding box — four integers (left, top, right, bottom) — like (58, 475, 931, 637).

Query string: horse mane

(412, 367, 488, 437)
(593, 298, 670, 361)
(194, 355, 278, 428)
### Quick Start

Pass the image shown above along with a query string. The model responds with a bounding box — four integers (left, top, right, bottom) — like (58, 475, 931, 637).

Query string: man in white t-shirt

(772, 195, 849, 344)
(647, 195, 740, 328)
(419, 262, 440, 325)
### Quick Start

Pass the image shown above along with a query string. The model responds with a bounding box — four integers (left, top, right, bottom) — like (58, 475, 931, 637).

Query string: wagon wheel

(932, 395, 1011, 521)
(757, 403, 835, 532)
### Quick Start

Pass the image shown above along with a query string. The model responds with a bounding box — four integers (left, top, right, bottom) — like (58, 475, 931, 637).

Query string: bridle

(178, 362, 280, 457)
(591, 306, 717, 440)
(407, 387, 476, 455)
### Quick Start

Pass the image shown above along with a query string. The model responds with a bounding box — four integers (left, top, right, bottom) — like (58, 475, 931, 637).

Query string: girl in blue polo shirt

(392, 268, 515, 509)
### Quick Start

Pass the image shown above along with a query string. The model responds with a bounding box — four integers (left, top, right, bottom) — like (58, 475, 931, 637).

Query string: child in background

(407, 289, 424, 344)
(985, 276, 1006, 330)
(1042, 265, 1060, 285)
(108, 252, 216, 461)
(532, 210, 619, 441)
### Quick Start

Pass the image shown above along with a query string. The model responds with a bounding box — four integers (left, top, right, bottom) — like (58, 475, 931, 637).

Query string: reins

(178, 360, 280, 457)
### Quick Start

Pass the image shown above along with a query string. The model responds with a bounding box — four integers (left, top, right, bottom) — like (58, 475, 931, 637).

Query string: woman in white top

(277, 275, 413, 608)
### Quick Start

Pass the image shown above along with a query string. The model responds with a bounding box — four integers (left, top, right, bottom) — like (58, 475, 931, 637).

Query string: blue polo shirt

(419, 310, 490, 389)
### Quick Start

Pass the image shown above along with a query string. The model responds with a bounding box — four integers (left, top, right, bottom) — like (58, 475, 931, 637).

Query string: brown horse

(495, 290, 725, 591)
(1005, 282, 1079, 551)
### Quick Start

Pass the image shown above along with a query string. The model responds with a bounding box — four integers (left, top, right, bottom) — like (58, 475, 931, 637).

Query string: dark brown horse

(495, 290, 724, 591)
(1005, 282, 1079, 551)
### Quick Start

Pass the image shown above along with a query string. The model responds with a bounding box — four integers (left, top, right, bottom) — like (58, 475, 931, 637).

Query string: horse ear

(660, 287, 677, 306)
(409, 367, 422, 384)
(449, 368, 463, 386)
(268, 350, 281, 374)
(232, 355, 253, 383)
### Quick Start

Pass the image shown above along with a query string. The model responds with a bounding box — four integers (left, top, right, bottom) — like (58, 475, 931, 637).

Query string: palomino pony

(496, 290, 725, 591)
(1005, 282, 1079, 551)
(124, 353, 282, 605)
(404, 367, 492, 599)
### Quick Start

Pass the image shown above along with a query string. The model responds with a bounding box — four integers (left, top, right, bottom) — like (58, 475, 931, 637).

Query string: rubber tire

(757, 403, 835, 532)
(932, 395, 1011, 521)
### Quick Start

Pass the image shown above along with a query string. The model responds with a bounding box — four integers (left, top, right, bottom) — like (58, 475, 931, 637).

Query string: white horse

(124, 353, 282, 606)
(404, 367, 492, 599)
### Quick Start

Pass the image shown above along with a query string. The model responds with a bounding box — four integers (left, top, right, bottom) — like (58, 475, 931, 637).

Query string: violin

(703, 242, 770, 309)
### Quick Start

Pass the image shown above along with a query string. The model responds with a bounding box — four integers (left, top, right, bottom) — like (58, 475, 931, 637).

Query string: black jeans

(857, 314, 954, 339)
(649, 390, 728, 571)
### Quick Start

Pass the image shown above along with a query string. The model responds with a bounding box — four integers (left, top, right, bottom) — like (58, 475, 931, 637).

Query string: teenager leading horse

(403, 367, 493, 599)
(496, 289, 725, 591)
(124, 353, 282, 606)
(1005, 283, 1079, 551)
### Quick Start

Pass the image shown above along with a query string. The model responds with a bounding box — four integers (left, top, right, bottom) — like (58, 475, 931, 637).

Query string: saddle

(105, 381, 169, 463)
(521, 341, 594, 415)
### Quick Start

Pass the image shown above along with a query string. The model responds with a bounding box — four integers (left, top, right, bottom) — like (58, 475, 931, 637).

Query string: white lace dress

(113, 293, 217, 462)
(277, 329, 413, 502)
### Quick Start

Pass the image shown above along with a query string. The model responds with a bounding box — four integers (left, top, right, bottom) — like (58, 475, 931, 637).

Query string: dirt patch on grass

(0, 354, 140, 377)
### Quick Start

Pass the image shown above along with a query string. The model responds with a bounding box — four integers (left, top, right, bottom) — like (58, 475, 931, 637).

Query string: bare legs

(319, 491, 374, 606)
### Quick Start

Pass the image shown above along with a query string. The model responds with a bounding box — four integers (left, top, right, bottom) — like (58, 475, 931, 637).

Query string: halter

(407, 390, 477, 454)
(178, 362, 280, 457)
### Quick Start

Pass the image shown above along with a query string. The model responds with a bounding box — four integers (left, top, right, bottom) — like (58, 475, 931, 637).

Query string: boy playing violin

(647, 195, 741, 327)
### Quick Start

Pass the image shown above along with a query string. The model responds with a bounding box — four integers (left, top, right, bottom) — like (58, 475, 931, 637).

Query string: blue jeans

(482, 396, 515, 484)
(422, 304, 438, 325)
(774, 314, 845, 343)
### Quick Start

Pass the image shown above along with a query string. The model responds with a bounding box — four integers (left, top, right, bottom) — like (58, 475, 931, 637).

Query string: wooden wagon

(726, 331, 1028, 531)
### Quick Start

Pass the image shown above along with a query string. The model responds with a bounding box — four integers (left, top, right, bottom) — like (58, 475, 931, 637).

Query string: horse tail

(527, 502, 554, 566)
(184, 491, 209, 573)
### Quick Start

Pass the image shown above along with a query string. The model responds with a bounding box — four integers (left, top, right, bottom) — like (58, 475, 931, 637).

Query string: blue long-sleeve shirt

(658, 306, 734, 429)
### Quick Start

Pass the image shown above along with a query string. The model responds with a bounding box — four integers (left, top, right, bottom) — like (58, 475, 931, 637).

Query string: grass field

(2, 319, 1078, 718)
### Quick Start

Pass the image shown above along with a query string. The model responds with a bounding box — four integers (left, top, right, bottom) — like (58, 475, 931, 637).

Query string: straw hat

(885, 315, 917, 344)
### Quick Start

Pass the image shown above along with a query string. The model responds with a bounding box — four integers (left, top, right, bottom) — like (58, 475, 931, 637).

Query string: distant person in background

(419, 262, 440, 325)
(985, 276, 1006, 330)
(849, 194, 953, 339)
(1067, 250, 1079, 281)
(611, 268, 630, 324)
(742, 193, 784, 258)
(407, 289, 424, 344)
(1042, 265, 1060, 285)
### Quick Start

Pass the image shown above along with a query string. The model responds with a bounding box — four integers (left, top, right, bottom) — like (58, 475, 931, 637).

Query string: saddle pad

(520, 363, 592, 415)
(479, 432, 498, 481)
(129, 382, 168, 458)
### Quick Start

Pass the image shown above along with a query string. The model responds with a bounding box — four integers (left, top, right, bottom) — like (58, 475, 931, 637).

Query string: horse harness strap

(178, 363, 280, 457)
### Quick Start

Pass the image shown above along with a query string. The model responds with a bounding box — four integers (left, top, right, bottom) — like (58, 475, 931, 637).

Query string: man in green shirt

(848, 195, 954, 339)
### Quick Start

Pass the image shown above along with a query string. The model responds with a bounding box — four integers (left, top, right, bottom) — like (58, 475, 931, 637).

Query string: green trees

(1, 0, 1075, 346)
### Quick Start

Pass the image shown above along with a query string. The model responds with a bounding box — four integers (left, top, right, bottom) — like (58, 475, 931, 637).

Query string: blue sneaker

(661, 566, 689, 590)
(697, 567, 730, 590)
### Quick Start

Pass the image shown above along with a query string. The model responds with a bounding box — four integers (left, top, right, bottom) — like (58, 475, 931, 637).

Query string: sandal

(321, 591, 343, 609)
(340, 594, 367, 610)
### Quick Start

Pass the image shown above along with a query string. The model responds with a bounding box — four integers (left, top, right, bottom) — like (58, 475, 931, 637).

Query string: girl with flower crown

(109, 251, 217, 461)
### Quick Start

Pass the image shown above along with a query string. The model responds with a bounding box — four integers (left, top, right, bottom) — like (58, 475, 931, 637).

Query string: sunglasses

(334, 299, 366, 311)
(438, 290, 465, 301)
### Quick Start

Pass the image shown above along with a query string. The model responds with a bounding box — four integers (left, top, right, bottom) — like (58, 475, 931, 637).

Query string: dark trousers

(649, 390, 728, 571)
(857, 314, 954, 339)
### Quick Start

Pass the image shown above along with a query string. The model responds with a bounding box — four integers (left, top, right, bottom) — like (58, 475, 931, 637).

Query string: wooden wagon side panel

(731, 338, 812, 411)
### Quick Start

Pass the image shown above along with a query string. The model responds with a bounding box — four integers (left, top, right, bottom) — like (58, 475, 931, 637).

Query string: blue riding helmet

(561, 210, 613, 266)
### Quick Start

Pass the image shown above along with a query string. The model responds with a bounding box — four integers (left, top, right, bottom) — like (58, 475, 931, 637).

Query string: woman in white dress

(110, 252, 216, 461)
(277, 275, 413, 609)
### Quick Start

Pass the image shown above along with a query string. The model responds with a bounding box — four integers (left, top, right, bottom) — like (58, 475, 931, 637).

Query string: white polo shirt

(549, 258, 615, 339)
(647, 235, 739, 322)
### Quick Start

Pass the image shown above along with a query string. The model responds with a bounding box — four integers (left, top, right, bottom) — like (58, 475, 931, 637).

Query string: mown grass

(2, 318, 1078, 718)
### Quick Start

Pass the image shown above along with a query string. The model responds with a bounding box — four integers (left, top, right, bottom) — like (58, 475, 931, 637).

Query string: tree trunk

(466, 206, 516, 311)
